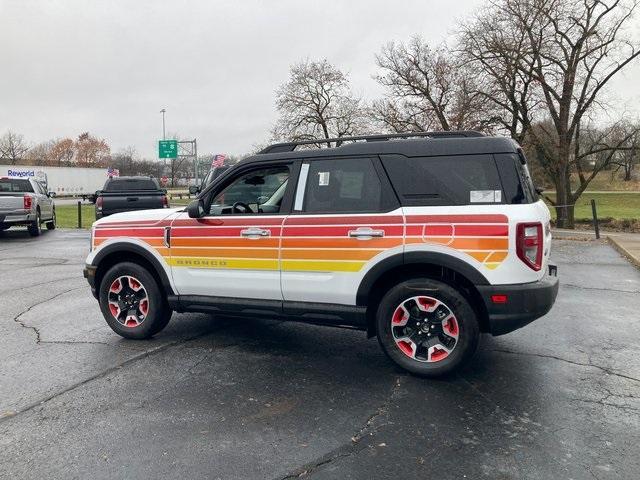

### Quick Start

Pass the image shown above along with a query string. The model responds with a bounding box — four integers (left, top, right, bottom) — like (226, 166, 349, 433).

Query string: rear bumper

(477, 264, 559, 336)
(0, 212, 35, 225)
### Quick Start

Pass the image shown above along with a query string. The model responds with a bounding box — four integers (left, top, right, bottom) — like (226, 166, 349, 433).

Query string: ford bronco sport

(83, 132, 558, 377)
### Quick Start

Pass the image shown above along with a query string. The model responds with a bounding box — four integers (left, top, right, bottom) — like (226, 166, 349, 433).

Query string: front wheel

(99, 262, 172, 339)
(376, 278, 479, 377)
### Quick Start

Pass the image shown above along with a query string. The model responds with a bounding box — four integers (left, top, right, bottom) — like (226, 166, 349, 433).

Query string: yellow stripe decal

(281, 260, 365, 272)
(167, 257, 278, 270)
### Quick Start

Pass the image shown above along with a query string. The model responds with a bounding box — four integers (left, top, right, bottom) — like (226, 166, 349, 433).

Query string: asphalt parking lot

(0, 229, 639, 479)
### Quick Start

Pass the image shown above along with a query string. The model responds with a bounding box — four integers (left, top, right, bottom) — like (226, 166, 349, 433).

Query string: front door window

(209, 166, 289, 215)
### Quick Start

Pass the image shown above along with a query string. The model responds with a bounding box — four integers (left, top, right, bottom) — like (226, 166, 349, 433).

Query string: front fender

(88, 238, 175, 295)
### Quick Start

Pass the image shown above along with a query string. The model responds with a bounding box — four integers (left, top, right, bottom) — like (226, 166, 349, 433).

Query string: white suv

(84, 132, 558, 377)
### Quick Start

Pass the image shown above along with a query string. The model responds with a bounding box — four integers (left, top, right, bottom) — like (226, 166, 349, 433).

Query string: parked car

(83, 131, 559, 377)
(0, 177, 56, 236)
(94, 176, 169, 219)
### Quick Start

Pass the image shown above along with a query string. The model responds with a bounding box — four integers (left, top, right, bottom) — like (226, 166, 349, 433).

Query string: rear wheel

(46, 209, 56, 230)
(376, 278, 479, 377)
(99, 262, 172, 339)
(27, 210, 41, 237)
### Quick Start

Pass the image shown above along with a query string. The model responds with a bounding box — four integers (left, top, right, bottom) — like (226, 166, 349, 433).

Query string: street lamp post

(160, 108, 166, 140)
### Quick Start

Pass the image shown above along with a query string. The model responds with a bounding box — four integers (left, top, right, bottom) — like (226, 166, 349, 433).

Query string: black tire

(46, 209, 56, 230)
(376, 278, 480, 378)
(99, 262, 172, 339)
(27, 210, 42, 237)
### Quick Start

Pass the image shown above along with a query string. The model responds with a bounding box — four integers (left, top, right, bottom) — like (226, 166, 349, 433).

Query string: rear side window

(494, 153, 538, 204)
(302, 157, 389, 213)
(105, 178, 158, 192)
(0, 179, 33, 193)
(381, 154, 503, 206)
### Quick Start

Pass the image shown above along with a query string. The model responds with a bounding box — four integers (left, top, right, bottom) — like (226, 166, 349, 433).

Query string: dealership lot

(0, 229, 639, 479)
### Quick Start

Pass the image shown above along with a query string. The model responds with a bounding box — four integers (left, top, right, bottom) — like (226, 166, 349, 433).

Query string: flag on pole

(212, 154, 226, 168)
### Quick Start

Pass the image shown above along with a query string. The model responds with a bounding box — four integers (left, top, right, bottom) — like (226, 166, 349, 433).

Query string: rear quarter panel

(403, 200, 551, 286)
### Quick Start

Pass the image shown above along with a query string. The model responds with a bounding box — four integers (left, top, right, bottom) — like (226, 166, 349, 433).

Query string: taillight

(516, 222, 543, 271)
(96, 196, 103, 210)
(23, 195, 32, 210)
(162, 195, 169, 208)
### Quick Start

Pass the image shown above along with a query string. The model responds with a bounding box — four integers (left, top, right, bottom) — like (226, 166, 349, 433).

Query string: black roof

(240, 132, 520, 166)
(106, 176, 155, 181)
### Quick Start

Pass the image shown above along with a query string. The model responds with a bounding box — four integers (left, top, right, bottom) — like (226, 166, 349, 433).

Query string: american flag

(212, 154, 226, 168)
(107, 167, 120, 177)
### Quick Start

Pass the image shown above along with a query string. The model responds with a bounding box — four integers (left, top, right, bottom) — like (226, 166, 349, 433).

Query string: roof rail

(260, 131, 485, 154)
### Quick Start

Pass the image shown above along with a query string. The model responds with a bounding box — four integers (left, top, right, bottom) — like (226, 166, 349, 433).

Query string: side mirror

(187, 199, 205, 218)
(48, 191, 56, 198)
(188, 185, 200, 195)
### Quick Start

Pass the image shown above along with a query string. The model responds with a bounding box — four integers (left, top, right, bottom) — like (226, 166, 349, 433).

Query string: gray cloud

(1, 0, 638, 159)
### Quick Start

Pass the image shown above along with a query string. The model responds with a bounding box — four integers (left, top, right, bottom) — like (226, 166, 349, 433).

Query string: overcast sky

(1, 0, 639, 159)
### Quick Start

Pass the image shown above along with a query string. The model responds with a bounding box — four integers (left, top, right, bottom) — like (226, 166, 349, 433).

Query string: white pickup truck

(0, 177, 56, 236)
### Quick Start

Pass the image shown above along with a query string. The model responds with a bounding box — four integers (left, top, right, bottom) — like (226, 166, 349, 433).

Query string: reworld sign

(7, 169, 35, 178)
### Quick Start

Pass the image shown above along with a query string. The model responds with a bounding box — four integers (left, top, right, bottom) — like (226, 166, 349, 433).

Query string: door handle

(241, 227, 270, 238)
(348, 227, 385, 239)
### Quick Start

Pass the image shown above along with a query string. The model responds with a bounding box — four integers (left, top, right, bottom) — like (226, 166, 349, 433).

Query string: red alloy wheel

(107, 275, 150, 328)
(391, 295, 459, 363)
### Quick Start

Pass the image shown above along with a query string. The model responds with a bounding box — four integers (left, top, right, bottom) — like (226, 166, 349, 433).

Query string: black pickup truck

(95, 176, 169, 219)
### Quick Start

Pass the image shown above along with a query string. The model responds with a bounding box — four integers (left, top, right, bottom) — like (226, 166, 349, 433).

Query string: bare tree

(373, 37, 495, 133)
(111, 146, 138, 175)
(27, 141, 54, 166)
(134, 158, 164, 179)
(458, 8, 541, 143)
(609, 122, 640, 180)
(531, 119, 639, 196)
(0, 131, 30, 165)
(487, 0, 640, 228)
(273, 59, 367, 146)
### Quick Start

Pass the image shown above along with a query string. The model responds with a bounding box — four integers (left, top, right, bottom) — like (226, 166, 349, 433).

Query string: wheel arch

(357, 252, 490, 337)
(92, 243, 174, 297)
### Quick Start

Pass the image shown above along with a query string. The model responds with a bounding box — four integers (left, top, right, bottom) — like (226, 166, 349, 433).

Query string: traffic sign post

(158, 140, 178, 159)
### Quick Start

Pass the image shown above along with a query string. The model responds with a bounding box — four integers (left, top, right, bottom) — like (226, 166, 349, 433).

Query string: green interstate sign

(158, 140, 178, 159)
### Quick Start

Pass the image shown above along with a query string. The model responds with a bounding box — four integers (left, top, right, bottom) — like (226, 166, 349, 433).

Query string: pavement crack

(12, 286, 88, 344)
(491, 348, 640, 384)
(275, 376, 404, 480)
(0, 276, 80, 295)
(0, 328, 217, 423)
(351, 375, 402, 442)
(561, 283, 640, 294)
(573, 397, 640, 414)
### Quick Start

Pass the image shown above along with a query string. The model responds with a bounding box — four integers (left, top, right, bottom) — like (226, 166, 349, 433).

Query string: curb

(608, 236, 640, 269)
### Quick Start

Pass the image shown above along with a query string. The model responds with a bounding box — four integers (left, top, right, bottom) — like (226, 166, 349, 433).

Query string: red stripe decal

(405, 224, 508, 236)
(97, 220, 172, 228)
(171, 217, 285, 227)
(282, 225, 404, 237)
(95, 228, 165, 238)
(405, 214, 508, 224)
(285, 215, 403, 226)
(171, 227, 283, 237)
